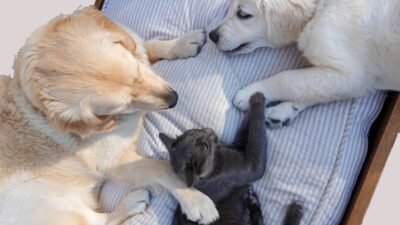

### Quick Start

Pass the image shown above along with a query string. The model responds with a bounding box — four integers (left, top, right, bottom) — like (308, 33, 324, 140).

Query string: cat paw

(233, 88, 258, 111)
(249, 92, 266, 105)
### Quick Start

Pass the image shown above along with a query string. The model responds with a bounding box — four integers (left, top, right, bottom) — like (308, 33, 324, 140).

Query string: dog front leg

(108, 157, 219, 224)
(116, 23, 206, 63)
(144, 30, 207, 63)
(233, 66, 370, 127)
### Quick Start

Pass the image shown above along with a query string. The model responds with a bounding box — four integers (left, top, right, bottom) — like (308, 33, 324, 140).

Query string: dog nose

(167, 89, 178, 109)
(209, 29, 220, 44)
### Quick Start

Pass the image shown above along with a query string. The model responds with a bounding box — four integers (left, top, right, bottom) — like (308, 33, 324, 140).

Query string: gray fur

(160, 93, 303, 225)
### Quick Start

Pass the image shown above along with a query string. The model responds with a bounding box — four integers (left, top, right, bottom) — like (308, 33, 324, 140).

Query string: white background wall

(0, 1, 398, 224)
(363, 134, 400, 225)
(0, 0, 92, 75)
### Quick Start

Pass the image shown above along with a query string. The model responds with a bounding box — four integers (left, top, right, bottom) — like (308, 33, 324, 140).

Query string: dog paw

(265, 102, 300, 129)
(233, 88, 258, 111)
(119, 189, 151, 216)
(171, 29, 207, 59)
(176, 188, 219, 224)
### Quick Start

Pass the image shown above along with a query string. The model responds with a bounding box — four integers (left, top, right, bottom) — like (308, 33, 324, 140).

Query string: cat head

(159, 128, 219, 187)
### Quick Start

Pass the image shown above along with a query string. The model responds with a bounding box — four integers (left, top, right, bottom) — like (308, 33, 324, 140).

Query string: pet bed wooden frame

(94, 0, 400, 224)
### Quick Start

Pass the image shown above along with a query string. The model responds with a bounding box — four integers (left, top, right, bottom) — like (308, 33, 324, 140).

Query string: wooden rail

(95, 0, 105, 10)
(342, 93, 400, 225)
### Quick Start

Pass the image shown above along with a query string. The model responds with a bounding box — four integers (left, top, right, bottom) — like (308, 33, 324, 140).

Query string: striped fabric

(99, 1, 387, 224)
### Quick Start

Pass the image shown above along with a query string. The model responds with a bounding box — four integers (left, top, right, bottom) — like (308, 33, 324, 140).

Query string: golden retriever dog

(209, 0, 400, 128)
(0, 7, 219, 225)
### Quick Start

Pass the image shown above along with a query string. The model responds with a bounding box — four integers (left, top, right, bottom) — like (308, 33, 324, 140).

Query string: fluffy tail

(283, 202, 304, 225)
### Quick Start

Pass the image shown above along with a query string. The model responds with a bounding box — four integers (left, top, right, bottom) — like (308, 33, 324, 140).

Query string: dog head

(159, 128, 218, 187)
(14, 7, 178, 138)
(209, 0, 316, 54)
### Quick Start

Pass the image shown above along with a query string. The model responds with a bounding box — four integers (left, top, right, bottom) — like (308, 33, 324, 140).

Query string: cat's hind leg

(246, 187, 264, 225)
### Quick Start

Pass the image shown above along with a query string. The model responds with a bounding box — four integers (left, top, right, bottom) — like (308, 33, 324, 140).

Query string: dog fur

(0, 7, 219, 225)
(210, 0, 400, 128)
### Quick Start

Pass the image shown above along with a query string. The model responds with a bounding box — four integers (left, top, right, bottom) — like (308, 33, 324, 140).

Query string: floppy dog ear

(32, 67, 119, 139)
(46, 98, 117, 139)
(80, 7, 137, 54)
(159, 133, 176, 151)
(51, 113, 116, 139)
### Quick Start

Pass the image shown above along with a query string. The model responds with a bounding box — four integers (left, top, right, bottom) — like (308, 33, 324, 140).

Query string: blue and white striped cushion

(99, 1, 387, 224)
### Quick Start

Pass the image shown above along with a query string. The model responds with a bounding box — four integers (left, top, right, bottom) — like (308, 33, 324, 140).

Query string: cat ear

(159, 133, 175, 151)
(184, 167, 195, 187)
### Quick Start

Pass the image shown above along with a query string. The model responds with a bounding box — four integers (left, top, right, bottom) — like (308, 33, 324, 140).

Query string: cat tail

(283, 202, 304, 225)
(247, 187, 264, 225)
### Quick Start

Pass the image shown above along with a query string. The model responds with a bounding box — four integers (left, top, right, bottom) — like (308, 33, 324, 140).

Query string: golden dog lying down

(0, 7, 218, 225)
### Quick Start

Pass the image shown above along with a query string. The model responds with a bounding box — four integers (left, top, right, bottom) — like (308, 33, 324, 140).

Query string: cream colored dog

(0, 7, 219, 225)
(209, 0, 400, 128)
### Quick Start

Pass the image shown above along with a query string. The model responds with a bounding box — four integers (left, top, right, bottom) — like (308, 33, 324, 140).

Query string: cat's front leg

(244, 93, 267, 181)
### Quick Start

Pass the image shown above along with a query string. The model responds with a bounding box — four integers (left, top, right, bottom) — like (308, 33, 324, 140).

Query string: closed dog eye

(237, 9, 253, 19)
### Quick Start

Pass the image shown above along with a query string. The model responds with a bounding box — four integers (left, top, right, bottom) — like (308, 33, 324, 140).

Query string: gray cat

(160, 93, 303, 225)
